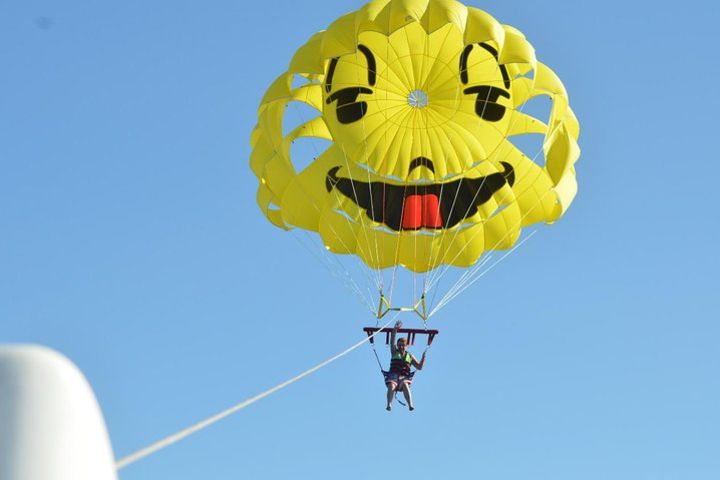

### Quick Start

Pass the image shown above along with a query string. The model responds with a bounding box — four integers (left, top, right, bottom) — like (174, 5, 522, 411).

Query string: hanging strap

(370, 342, 384, 373)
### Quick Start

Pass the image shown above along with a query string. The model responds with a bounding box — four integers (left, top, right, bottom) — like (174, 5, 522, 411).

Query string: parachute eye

(326, 87, 373, 124)
(459, 43, 511, 122)
(324, 44, 376, 124)
(463, 85, 510, 122)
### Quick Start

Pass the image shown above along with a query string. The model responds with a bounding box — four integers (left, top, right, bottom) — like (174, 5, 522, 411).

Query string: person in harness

(386, 320, 427, 411)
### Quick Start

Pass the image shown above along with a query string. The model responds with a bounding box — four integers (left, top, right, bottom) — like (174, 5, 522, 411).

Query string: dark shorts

(385, 372, 412, 388)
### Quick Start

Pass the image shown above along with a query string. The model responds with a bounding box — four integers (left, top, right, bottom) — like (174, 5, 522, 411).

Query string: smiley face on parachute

(321, 25, 516, 232)
(251, 2, 579, 272)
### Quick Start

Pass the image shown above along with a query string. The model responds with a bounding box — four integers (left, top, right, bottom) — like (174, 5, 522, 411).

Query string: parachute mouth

(325, 162, 515, 231)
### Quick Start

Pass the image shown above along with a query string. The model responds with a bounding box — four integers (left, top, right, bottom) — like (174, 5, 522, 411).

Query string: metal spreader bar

(362, 327, 439, 347)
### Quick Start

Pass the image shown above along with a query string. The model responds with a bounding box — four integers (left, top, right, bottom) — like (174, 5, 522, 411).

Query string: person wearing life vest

(386, 320, 426, 411)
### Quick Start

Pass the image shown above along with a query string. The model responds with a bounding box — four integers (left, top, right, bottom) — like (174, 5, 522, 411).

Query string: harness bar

(363, 327, 439, 347)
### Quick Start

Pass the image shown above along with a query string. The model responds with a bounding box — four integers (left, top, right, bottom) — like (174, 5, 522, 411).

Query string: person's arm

(389, 320, 402, 355)
(411, 351, 427, 370)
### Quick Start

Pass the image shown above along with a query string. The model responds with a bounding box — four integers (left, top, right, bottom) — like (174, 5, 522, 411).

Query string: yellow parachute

(250, 0, 579, 291)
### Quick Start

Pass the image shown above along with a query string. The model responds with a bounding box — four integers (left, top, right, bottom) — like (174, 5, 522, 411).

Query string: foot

(386, 405, 392, 411)
(408, 405, 415, 411)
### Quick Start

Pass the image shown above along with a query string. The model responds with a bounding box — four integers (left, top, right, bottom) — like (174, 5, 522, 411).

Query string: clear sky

(2, 1, 719, 479)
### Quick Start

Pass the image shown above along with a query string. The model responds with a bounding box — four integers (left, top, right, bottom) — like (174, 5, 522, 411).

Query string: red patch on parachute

(401, 194, 443, 229)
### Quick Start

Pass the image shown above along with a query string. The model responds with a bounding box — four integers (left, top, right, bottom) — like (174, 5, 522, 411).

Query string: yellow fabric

(250, 0, 580, 272)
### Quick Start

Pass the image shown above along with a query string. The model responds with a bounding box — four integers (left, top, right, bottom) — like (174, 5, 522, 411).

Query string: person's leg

(401, 382, 414, 410)
(386, 383, 396, 410)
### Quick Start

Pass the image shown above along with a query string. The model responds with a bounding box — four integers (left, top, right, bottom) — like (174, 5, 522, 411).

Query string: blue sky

(2, 1, 719, 479)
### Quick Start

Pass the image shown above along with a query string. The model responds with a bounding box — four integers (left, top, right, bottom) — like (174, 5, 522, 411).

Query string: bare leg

(386, 384, 396, 411)
(402, 383, 414, 410)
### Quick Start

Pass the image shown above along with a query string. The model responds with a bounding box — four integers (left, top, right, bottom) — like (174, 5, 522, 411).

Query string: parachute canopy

(250, 0, 579, 274)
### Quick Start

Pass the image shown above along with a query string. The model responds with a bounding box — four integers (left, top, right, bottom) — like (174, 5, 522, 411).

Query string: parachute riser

(375, 292, 427, 321)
